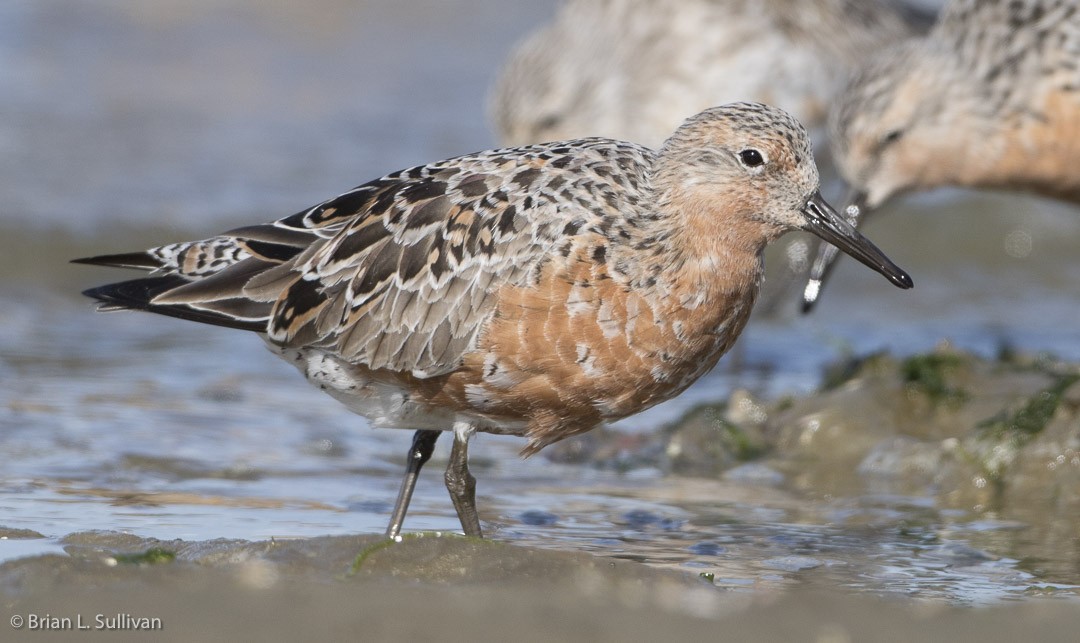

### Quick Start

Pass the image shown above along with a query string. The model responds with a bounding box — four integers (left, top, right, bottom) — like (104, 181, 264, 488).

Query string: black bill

(799, 191, 911, 300)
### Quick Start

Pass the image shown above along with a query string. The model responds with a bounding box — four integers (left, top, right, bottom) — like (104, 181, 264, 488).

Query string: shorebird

(490, 0, 932, 149)
(802, 0, 1080, 311)
(76, 103, 911, 539)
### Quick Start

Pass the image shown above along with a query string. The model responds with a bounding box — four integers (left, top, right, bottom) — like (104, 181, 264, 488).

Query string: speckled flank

(489, 0, 931, 148)
(830, 0, 1080, 208)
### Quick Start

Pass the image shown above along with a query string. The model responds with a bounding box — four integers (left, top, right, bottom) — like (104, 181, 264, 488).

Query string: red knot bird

(76, 102, 912, 539)
(802, 0, 1080, 311)
(490, 0, 932, 149)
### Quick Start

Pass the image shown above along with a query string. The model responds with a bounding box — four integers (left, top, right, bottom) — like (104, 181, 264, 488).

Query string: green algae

(348, 537, 398, 575)
(977, 373, 1080, 444)
(900, 353, 970, 407)
(663, 404, 769, 476)
(719, 421, 768, 461)
(348, 532, 483, 576)
(113, 547, 176, 565)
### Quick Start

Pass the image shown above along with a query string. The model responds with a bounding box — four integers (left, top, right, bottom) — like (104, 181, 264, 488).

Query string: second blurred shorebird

(76, 103, 911, 539)
(490, 0, 932, 149)
(803, 0, 1080, 311)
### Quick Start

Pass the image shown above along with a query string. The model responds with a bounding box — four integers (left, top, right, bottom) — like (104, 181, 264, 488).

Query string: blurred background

(1, 0, 1077, 602)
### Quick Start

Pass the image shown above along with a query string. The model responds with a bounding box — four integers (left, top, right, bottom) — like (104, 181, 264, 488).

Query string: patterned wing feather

(267, 140, 652, 377)
(78, 139, 655, 379)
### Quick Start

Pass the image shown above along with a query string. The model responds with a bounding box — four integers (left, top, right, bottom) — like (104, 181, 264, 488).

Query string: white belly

(268, 343, 527, 436)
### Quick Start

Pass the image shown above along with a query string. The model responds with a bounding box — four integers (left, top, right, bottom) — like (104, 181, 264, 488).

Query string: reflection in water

(489, 478, 1080, 605)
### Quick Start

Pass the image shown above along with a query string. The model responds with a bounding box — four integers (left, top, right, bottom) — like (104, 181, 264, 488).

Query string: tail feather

(82, 276, 267, 332)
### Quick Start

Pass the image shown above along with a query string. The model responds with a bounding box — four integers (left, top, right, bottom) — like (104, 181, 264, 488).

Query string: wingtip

(71, 251, 161, 270)
(80, 285, 104, 300)
(78, 276, 268, 332)
(79, 277, 178, 308)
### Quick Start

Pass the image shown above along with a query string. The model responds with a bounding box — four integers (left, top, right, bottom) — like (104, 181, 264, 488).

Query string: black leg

(385, 429, 440, 540)
(444, 428, 482, 537)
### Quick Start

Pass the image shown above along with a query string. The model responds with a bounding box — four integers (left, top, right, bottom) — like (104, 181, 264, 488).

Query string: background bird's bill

(799, 191, 910, 293)
(801, 191, 870, 312)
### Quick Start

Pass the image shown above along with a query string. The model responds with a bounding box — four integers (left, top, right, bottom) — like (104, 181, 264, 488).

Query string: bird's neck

(611, 181, 773, 316)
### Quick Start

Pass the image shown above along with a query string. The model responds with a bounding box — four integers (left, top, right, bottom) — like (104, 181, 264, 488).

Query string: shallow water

(2, 0, 1079, 606)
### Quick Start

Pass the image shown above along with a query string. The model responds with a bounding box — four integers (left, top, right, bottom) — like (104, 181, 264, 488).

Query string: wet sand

(3, 529, 1079, 642)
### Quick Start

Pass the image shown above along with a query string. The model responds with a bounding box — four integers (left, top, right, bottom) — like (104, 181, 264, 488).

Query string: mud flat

(2, 528, 1078, 643)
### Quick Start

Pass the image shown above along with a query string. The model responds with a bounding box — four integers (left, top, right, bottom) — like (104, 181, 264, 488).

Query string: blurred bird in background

(803, 0, 1080, 311)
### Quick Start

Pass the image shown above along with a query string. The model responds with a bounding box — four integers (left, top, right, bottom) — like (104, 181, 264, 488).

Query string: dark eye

(881, 129, 903, 146)
(738, 149, 765, 168)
